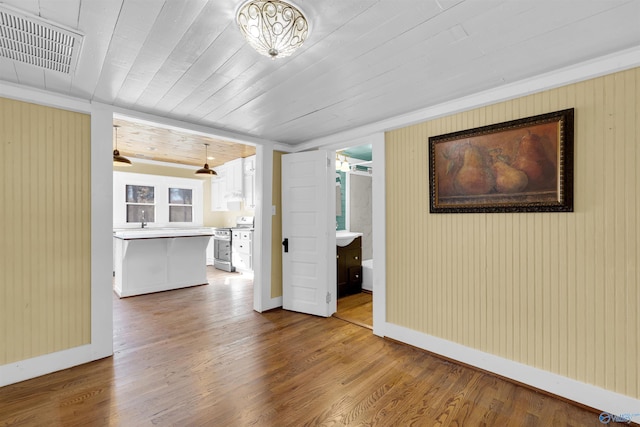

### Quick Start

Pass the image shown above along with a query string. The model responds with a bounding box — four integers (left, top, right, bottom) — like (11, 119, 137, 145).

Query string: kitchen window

(169, 188, 193, 222)
(114, 172, 204, 228)
(125, 185, 155, 223)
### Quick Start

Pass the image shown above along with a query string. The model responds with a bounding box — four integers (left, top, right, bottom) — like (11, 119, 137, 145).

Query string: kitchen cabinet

(232, 229, 252, 272)
(243, 155, 256, 210)
(337, 236, 362, 298)
(113, 228, 214, 298)
(210, 164, 227, 211)
(211, 159, 248, 211)
(225, 158, 243, 200)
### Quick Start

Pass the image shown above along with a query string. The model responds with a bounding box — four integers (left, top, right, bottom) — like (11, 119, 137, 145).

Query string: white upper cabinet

(243, 155, 255, 175)
(211, 163, 227, 211)
(210, 156, 257, 212)
(243, 155, 256, 211)
(225, 158, 243, 200)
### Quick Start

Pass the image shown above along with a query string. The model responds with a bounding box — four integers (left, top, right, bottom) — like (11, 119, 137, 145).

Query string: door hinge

(326, 156, 331, 168)
(326, 292, 331, 304)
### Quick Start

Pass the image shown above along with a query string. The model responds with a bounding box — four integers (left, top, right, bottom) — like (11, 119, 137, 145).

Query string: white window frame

(168, 187, 194, 223)
(125, 184, 156, 224)
(113, 171, 203, 228)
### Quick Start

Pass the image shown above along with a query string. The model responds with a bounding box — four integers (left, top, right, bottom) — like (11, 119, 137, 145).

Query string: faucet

(141, 210, 147, 228)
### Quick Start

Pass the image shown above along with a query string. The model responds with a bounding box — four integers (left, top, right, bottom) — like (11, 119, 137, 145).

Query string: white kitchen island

(113, 228, 214, 298)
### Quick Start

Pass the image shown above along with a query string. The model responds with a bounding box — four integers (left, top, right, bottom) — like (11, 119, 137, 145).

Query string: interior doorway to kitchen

(110, 114, 259, 309)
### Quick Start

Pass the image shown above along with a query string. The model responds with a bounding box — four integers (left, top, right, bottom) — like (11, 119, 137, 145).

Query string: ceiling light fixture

(339, 158, 350, 173)
(236, 0, 309, 59)
(335, 153, 350, 172)
(195, 143, 217, 176)
(113, 125, 132, 167)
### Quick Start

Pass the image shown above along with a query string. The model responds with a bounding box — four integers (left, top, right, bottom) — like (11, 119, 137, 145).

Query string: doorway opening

(110, 115, 258, 305)
(334, 144, 373, 329)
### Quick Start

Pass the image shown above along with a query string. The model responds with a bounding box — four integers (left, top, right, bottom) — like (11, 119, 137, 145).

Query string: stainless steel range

(213, 216, 254, 272)
(213, 228, 234, 272)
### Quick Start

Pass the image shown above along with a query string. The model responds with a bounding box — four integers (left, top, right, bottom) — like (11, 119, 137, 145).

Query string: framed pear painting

(429, 108, 574, 213)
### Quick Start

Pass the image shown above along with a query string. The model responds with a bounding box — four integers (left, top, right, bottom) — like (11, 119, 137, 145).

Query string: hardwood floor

(0, 267, 608, 426)
(335, 291, 373, 329)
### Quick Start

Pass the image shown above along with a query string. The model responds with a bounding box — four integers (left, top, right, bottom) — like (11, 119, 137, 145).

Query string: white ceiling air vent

(0, 4, 84, 74)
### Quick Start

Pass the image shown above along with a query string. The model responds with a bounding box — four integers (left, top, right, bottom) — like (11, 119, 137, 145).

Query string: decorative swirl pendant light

(113, 125, 132, 167)
(195, 143, 217, 176)
(236, 0, 309, 59)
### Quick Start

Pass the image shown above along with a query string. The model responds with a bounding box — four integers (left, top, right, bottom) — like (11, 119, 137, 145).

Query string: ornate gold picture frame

(429, 109, 574, 213)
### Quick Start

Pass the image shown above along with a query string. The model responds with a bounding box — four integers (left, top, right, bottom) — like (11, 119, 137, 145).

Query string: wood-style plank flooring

(0, 267, 608, 426)
(335, 292, 373, 329)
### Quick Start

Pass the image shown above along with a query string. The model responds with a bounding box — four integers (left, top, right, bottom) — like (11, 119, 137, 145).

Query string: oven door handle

(282, 238, 288, 253)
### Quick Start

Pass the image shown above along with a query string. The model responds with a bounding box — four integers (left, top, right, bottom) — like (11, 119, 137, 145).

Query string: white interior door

(281, 150, 336, 317)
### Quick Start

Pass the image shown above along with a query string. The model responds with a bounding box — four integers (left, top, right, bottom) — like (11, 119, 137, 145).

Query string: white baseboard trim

(260, 296, 283, 312)
(384, 322, 640, 423)
(0, 344, 110, 387)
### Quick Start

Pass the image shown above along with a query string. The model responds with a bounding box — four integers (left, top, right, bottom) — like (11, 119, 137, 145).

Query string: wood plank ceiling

(113, 118, 256, 167)
(1, 0, 639, 165)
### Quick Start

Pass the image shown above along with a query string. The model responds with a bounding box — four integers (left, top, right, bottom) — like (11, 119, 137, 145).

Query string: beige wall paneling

(0, 97, 91, 365)
(385, 67, 640, 398)
(271, 151, 283, 299)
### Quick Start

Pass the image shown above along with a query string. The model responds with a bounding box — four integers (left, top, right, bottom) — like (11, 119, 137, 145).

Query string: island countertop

(113, 227, 215, 240)
(113, 227, 214, 297)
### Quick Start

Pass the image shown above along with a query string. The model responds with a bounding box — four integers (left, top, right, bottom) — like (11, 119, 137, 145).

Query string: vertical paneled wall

(271, 151, 283, 298)
(385, 67, 639, 398)
(0, 97, 91, 365)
